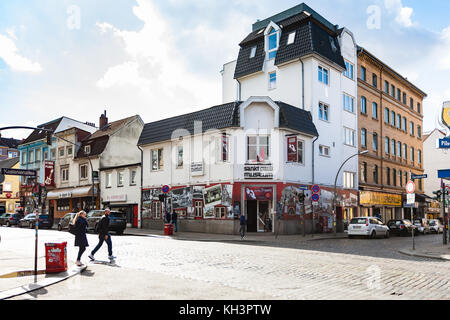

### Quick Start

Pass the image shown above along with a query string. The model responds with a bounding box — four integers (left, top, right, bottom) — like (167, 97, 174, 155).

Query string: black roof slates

(138, 101, 318, 146)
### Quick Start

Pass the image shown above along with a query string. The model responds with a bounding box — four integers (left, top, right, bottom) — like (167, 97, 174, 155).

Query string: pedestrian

(165, 210, 171, 224)
(88, 208, 115, 261)
(172, 210, 178, 232)
(239, 213, 247, 240)
(72, 210, 89, 267)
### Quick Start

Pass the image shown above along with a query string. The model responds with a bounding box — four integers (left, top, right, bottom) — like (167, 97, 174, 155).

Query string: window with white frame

(267, 28, 278, 59)
(43, 151, 48, 160)
(249, 46, 257, 58)
(343, 61, 354, 79)
(177, 145, 183, 168)
(319, 145, 330, 157)
(61, 167, 69, 182)
(287, 137, 304, 164)
(343, 93, 355, 113)
(247, 135, 269, 162)
(59, 147, 64, 158)
(118, 171, 124, 187)
(194, 201, 203, 218)
(80, 164, 88, 180)
(268, 72, 277, 89)
(297, 139, 304, 165)
(152, 201, 162, 219)
(35, 149, 41, 162)
(318, 102, 329, 121)
(344, 127, 356, 147)
(318, 66, 329, 85)
(214, 206, 227, 219)
(130, 169, 137, 185)
(287, 31, 296, 45)
(84, 145, 91, 155)
(151, 149, 164, 171)
(106, 172, 112, 188)
(343, 172, 355, 189)
(29, 150, 35, 163)
(220, 133, 229, 162)
(51, 149, 56, 160)
(21, 152, 27, 164)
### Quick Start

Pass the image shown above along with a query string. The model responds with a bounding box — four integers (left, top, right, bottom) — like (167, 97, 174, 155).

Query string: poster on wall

(193, 186, 204, 199)
(203, 185, 222, 208)
(44, 161, 55, 187)
(171, 187, 193, 209)
(203, 206, 215, 219)
(221, 184, 233, 207)
(287, 137, 298, 162)
(245, 186, 273, 201)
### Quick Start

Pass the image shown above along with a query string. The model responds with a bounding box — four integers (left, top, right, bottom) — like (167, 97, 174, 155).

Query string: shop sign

(59, 192, 72, 199)
(245, 186, 273, 201)
(191, 162, 204, 176)
(105, 194, 127, 202)
(44, 161, 55, 187)
(287, 137, 297, 162)
(244, 164, 273, 180)
(359, 191, 402, 206)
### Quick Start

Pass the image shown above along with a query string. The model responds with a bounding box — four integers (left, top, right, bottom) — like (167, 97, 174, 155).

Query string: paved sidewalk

(399, 245, 450, 261)
(123, 228, 348, 243)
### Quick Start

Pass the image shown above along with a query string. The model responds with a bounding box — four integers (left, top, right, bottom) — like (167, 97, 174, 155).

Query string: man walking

(89, 208, 116, 261)
(239, 213, 247, 240)
(172, 210, 178, 232)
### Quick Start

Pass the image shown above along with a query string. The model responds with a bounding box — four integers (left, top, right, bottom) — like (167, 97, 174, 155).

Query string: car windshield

(25, 214, 35, 219)
(350, 218, 367, 224)
(429, 221, 436, 226)
(414, 219, 421, 224)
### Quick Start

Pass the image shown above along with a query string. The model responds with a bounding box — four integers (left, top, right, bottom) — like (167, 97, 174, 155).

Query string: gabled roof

(0, 137, 21, 149)
(0, 157, 20, 169)
(234, 11, 345, 79)
(138, 100, 318, 146)
(21, 117, 63, 145)
(88, 116, 138, 140)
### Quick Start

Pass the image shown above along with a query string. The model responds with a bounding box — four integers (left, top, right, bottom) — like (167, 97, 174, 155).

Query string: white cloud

(384, 0, 414, 28)
(0, 33, 42, 73)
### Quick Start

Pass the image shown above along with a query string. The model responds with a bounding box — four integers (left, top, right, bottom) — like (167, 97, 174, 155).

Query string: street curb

(398, 250, 450, 261)
(307, 236, 348, 241)
(0, 265, 87, 300)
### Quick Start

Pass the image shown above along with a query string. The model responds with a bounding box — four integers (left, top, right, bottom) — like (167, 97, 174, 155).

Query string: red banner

(44, 161, 55, 187)
(287, 137, 297, 162)
(245, 187, 273, 201)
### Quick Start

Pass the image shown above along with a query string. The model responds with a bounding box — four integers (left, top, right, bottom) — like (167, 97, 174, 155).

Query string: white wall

(221, 60, 237, 103)
(423, 129, 450, 196)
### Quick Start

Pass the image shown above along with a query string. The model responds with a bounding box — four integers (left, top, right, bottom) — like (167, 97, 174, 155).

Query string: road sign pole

(442, 179, 448, 245)
(411, 207, 415, 251)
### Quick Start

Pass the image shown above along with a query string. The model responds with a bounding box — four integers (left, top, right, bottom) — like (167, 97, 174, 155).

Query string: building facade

(0, 158, 21, 214)
(357, 47, 427, 222)
(0, 137, 21, 160)
(221, 3, 360, 230)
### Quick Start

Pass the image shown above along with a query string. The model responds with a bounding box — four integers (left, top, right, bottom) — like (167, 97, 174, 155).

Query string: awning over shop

(46, 186, 93, 200)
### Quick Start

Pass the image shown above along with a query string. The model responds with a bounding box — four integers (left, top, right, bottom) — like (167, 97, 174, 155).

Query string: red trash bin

(164, 223, 174, 235)
(45, 242, 68, 274)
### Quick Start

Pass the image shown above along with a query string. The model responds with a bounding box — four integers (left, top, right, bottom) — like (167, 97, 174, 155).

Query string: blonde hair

(72, 210, 87, 224)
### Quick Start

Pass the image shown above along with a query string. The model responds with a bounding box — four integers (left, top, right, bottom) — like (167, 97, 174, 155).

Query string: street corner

(0, 264, 87, 300)
(398, 249, 450, 261)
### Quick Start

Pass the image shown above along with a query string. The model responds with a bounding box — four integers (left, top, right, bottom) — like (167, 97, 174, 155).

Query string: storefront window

(214, 206, 226, 219)
(247, 135, 270, 162)
(194, 200, 203, 218)
(57, 199, 70, 212)
(152, 201, 161, 219)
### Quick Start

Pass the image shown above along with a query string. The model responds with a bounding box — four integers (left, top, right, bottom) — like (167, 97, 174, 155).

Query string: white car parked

(348, 217, 390, 239)
(429, 219, 444, 234)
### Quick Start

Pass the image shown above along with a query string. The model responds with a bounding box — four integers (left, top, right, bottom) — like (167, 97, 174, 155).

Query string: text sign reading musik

(244, 164, 273, 180)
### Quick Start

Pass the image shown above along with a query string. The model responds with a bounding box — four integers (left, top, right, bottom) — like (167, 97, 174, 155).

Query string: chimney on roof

(99, 110, 108, 129)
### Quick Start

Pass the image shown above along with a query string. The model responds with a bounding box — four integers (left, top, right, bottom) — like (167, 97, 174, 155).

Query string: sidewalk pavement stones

(398, 246, 450, 261)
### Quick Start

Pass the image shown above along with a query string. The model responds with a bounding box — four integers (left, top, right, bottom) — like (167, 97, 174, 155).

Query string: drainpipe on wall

(300, 58, 305, 110)
(312, 135, 319, 236)
(138, 145, 144, 229)
(236, 79, 242, 101)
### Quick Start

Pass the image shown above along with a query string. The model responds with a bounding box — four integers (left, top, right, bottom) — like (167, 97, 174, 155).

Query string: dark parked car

(58, 212, 76, 231)
(3, 213, 23, 227)
(18, 214, 53, 229)
(86, 210, 127, 235)
(387, 219, 418, 236)
(0, 213, 11, 226)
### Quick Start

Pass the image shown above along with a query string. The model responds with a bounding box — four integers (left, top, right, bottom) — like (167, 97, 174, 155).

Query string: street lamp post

(333, 150, 369, 236)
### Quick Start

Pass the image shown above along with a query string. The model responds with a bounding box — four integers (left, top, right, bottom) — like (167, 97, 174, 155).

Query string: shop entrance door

(257, 201, 270, 232)
(246, 200, 257, 232)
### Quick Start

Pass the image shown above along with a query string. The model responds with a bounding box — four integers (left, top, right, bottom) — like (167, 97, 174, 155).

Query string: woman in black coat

(72, 211, 89, 266)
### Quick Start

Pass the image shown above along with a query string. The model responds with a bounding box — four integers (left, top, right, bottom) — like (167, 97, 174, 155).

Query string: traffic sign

(162, 185, 170, 194)
(311, 184, 320, 194)
(406, 181, 415, 194)
(311, 193, 320, 202)
(407, 193, 415, 205)
(438, 137, 450, 149)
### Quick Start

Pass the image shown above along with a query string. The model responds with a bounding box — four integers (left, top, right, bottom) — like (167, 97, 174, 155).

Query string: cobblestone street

(1, 227, 449, 300)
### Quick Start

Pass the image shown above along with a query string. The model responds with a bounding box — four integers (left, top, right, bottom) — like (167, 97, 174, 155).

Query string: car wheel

(370, 230, 376, 239)
(58, 224, 62, 231)
(6, 222, 11, 227)
(29, 223, 33, 229)
(116, 230, 124, 235)
(385, 230, 390, 238)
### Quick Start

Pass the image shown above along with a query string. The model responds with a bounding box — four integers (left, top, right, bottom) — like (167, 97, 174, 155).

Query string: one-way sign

(1, 168, 37, 177)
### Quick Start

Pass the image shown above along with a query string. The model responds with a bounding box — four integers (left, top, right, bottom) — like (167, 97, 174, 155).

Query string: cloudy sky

(1, 0, 449, 139)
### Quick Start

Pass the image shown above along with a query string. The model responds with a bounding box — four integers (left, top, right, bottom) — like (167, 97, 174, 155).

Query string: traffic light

(0, 184, 3, 194)
(432, 190, 442, 201)
(46, 131, 52, 146)
(158, 194, 166, 202)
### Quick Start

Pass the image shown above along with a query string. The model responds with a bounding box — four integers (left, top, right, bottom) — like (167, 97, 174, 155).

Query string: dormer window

(287, 31, 296, 45)
(268, 28, 278, 59)
(249, 46, 257, 59)
(84, 145, 91, 155)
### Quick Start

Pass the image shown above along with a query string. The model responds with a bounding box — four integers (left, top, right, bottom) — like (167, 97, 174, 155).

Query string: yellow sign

(443, 102, 450, 130)
(360, 191, 402, 206)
